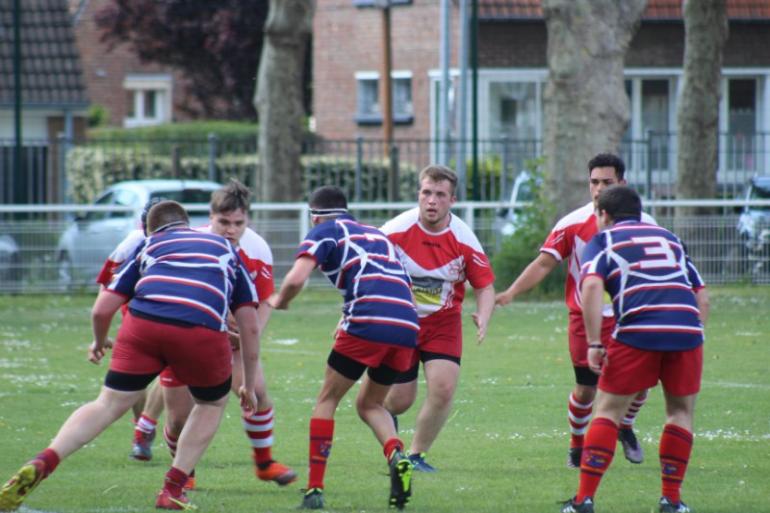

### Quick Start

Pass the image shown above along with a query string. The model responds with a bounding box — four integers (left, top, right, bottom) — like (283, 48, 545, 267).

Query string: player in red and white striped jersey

(380, 165, 496, 472)
(495, 154, 651, 468)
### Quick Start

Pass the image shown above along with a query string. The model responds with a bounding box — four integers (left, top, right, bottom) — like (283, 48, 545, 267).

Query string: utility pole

(456, 0, 469, 200)
(378, 0, 394, 155)
(13, 0, 23, 203)
(438, 0, 451, 165)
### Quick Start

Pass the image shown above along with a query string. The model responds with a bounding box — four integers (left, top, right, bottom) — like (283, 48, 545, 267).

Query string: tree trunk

(254, 0, 314, 202)
(542, 0, 646, 218)
(676, 0, 728, 217)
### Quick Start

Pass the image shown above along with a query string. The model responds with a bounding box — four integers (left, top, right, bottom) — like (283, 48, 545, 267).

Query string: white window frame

(123, 74, 173, 128)
(354, 70, 414, 125)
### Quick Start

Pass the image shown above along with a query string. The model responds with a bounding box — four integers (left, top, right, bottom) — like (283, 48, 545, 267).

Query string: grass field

(0, 286, 768, 513)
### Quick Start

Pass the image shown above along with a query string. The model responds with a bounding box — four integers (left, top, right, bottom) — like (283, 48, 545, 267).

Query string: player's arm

(694, 288, 710, 326)
(471, 284, 495, 344)
(495, 252, 559, 306)
(89, 290, 125, 363)
(267, 256, 317, 310)
(580, 275, 606, 375)
(234, 305, 259, 413)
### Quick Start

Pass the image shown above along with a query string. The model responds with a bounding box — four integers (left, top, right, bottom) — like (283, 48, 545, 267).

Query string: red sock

(36, 448, 60, 477)
(621, 389, 648, 428)
(568, 393, 593, 449)
(243, 408, 274, 467)
(576, 417, 617, 503)
(307, 418, 334, 490)
(383, 437, 404, 461)
(660, 424, 693, 504)
(164, 425, 179, 459)
(134, 414, 157, 440)
(163, 466, 188, 497)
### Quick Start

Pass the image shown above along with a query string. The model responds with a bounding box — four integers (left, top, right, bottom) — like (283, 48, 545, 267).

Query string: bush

(491, 158, 566, 299)
(66, 147, 418, 204)
(88, 121, 259, 141)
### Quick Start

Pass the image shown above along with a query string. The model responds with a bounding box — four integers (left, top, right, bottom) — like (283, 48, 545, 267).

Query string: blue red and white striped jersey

(580, 220, 705, 351)
(108, 227, 258, 332)
(297, 214, 418, 348)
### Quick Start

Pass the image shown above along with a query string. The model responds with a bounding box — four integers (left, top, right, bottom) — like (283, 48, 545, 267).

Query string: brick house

(313, 0, 770, 182)
(0, 0, 89, 203)
(69, 0, 192, 127)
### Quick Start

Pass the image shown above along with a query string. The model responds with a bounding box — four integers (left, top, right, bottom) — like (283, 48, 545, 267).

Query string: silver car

(56, 179, 222, 287)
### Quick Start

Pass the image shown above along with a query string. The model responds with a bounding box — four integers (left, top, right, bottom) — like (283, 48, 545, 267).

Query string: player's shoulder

(448, 213, 485, 252)
(110, 229, 146, 260)
(552, 202, 594, 232)
(381, 208, 419, 235)
(238, 227, 272, 258)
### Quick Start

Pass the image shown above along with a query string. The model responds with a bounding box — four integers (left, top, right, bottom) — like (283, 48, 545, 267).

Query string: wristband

(588, 343, 604, 349)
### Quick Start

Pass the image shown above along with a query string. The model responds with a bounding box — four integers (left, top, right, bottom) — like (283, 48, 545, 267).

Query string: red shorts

(413, 309, 462, 362)
(568, 311, 615, 367)
(599, 341, 703, 396)
(334, 331, 415, 373)
(109, 312, 232, 388)
(159, 366, 186, 388)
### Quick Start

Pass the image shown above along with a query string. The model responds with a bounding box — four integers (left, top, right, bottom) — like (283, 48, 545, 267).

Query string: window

(726, 78, 758, 171)
(489, 82, 538, 140)
(123, 74, 172, 128)
(355, 71, 413, 125)
(353, 0, 411, 6)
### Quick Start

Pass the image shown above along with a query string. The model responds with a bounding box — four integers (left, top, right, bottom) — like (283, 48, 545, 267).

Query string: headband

(310, 208, 348, 216)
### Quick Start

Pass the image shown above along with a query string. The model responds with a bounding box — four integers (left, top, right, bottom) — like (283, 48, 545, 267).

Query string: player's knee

(428, 380, 456, 406)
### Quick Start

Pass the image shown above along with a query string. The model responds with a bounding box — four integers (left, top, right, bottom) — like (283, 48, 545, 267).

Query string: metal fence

(2, 132, 769, 205)
(1, 200, 768, 294)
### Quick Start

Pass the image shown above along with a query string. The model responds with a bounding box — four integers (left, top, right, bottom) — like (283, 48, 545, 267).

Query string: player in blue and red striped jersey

(560, 186, 709, 513)
(0, 200, 260, 512)
(268, 186, 418, 511)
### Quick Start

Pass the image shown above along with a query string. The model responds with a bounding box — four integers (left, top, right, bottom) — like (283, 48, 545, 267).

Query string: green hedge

(88, 121, 259, 141)
(66, 148, 418, 204)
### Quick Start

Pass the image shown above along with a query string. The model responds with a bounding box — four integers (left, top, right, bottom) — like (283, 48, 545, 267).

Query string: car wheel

(58, 252, 74, 291)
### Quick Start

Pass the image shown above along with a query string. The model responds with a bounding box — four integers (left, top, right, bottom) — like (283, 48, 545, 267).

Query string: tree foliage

(94, 0, 269, 120)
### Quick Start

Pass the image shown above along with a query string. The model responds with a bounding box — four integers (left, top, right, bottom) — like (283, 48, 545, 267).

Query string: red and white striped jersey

(541, 202, 655, 315)
(381, 208, 495, 318)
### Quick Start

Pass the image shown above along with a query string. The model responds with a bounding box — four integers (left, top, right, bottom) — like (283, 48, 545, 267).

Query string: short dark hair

(588, 153, 626, 180)
(146, 200, 190, 233)
(210, 178, 251, 214)
(419, 165, 458, 194)
(597, 185, 641, 221)
(141, 196, 167, 235)
(309, 186, 348, 212)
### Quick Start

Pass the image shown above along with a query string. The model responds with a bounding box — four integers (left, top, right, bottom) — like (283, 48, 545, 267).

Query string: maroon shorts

(568, 311, 615, 367)
(413, 309, 463, 363)
(334, 331, 415, 373)
(109, 311, 232, 388)
(599, 341, 703, 396)
(159, 366, 186, 388)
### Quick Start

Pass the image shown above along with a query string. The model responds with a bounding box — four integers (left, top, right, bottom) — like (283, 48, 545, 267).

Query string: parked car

(56, 179, 222, 287)
(733, 176, 770, 275)
(0, 234, 20, 288)
(495, 171, 537, 237)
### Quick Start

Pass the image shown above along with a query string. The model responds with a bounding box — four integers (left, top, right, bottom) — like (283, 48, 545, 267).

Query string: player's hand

(88, 337, 113, 364)
(587, 344, 606, 375)
(266, 293, 288, 310)
(228, 330, 241, 351)
(472, 312, 487, 345)
(495, 291, 513, 306)
(238, 386, 258, 415)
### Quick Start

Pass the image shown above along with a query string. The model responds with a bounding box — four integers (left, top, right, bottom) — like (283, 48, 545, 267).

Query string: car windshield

(749, 184, 770, 210)
(150, 189, 214, 203)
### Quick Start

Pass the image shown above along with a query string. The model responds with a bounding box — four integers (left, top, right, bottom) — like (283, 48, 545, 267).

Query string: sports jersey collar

(417, 212, 453, 235)
(614, 217, 641, 225)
